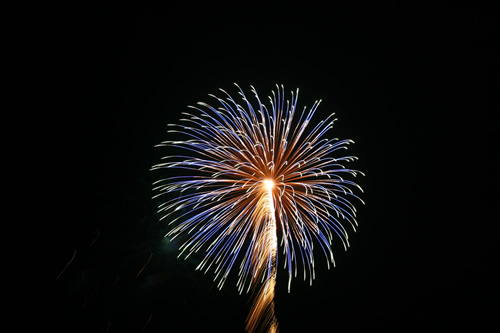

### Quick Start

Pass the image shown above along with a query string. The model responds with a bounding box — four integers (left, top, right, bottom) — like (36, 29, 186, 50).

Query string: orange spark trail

(246, 180, 278, 333)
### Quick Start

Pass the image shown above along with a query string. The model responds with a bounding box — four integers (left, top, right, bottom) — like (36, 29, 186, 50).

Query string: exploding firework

(152, 84, 364, 332)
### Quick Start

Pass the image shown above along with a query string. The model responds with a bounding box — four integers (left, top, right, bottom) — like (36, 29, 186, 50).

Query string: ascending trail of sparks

(152, 84, 364, 332)
(245, 179, 278, 333)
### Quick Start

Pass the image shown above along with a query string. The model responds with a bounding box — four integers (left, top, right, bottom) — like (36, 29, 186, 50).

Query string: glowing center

(264, 179, 274, 192)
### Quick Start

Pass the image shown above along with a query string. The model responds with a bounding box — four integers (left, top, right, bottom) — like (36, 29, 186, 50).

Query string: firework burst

(152, 84, 364, 332)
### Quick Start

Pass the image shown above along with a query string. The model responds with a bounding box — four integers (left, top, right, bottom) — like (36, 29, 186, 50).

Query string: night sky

(57, 10, 496, 332)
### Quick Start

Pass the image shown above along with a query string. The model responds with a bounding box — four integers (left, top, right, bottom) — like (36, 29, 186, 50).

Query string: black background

(57, 9, 496, 332)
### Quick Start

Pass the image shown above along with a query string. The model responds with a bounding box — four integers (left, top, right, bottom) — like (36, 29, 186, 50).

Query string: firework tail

(246, 181, 278, 332)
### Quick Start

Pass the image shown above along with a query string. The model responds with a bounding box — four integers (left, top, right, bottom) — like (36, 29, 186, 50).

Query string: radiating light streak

(152, 84, 364, 332)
